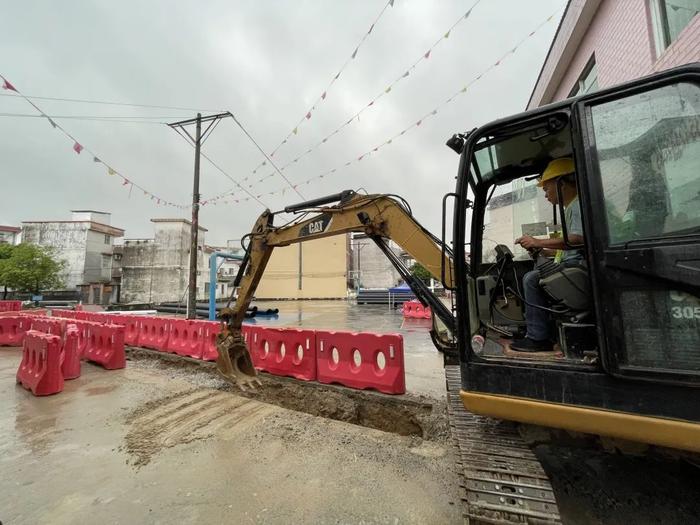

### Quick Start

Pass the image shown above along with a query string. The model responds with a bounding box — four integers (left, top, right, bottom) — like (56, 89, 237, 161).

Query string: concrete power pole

(168, 112, 232, 319)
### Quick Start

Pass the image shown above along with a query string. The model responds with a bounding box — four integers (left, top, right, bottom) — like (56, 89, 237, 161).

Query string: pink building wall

(531, 0, 700, 107)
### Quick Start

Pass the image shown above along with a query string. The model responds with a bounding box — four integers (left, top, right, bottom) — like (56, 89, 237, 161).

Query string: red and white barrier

(253, 327, 316, 381)
(316, 330, 405, 394)
(0, 316, 32, 346)
(167, 319, 204, 359)
(16, 330, 64, 396)
(84, 323, 125, 370)
(0, 300, 21, 312)
(402, 300, 431, 319)
(62, 324, 81, 379)
(137, 317, 170, 351)
(31, 317, 66, 338)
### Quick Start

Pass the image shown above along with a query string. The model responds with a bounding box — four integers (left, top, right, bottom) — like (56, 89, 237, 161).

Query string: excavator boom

(215, 191, 455, 387)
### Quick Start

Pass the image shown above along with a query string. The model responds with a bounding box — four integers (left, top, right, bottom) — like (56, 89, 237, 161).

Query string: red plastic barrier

(137, 317, 170, 351)
(201, 322, 255, 361)
(402, 300, 431, 319)
(316, 330, 405, 394)
(103, 314, 140, 346)
(31, 317, 66, 338)
(84, 323, 126, 370)
(62, 324, 81, 379)
(167, 319, 204, 359)
(0, 300, 21, 312)
(252, 327, 316, 381)
(0, 316, 32, 346)
(16, 330, 64, 396)
(51, 309, 76, 319)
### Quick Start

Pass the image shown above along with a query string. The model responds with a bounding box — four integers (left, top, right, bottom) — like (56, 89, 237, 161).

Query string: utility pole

(168, 111, 232, 319)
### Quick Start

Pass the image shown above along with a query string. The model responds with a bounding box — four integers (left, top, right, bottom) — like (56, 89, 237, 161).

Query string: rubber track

(445, 366, 562, 524)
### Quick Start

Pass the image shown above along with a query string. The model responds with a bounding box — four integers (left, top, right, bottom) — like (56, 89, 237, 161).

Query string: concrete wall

(529, 0, 700, 108)
(350, 236, 403, 289)
(255, 236, 348, 299)
(21, 223, 88, 289)
(121, 220, 212, 304)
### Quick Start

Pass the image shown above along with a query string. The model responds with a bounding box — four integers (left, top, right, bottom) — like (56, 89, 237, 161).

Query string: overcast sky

(1, 0, 563, 246)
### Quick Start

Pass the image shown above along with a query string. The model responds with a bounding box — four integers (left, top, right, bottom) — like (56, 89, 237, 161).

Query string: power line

(0, 112, 171, 124)
(0, 92, 222, 112)
(229, 114, 305, 200)
(249, 0, 396, 174)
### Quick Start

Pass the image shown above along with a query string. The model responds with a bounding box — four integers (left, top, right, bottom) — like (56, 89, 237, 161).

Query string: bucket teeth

(215, 331, 260, 390)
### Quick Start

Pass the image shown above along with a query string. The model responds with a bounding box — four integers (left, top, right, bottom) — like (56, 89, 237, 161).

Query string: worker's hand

(515, 235, 541, 250)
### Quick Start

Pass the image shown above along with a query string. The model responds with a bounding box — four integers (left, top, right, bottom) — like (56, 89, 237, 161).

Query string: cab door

(578, 65, 700, 384)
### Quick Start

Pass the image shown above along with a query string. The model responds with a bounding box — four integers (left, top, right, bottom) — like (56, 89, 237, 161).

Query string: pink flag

(424, 50, 431, 59)
(321, 91, 327, 100)
(2, 79, 17, 91)
(73, 142, 83, 154)
(306, 111, 312, 119)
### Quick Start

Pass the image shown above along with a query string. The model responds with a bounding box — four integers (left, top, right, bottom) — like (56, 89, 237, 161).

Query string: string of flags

(247, 0, 397, 177)
(243, 0, 484, 189)
(1, 75, 189, 210)
(201, 7, 562, 207)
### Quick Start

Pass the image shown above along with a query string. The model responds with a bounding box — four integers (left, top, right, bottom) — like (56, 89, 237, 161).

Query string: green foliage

(0, 243, 66, 293)
(410, 262, 432, 284)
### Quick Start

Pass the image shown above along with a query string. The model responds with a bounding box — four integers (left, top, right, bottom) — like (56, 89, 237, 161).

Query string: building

(528, 0, 700, 109)
(120, 218, 210, 304)
(255, 235, 349, 299)
(21, 210, 124, 304)
(349, 233, 404, 289)
(0, 226, 21, 245)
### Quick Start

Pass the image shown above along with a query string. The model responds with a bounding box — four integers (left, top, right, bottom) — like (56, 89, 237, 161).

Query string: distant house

(0, 225, 21, 245)
(21, 210, 124, 304)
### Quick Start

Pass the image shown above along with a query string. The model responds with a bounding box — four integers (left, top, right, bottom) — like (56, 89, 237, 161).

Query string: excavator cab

(451, 64, 700, 451)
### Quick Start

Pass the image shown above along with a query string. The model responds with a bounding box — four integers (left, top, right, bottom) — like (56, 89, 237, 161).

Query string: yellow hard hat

(538, 157, 575, 186)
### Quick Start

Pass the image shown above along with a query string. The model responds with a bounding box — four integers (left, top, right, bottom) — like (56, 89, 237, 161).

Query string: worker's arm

(515, 234, 584, 250)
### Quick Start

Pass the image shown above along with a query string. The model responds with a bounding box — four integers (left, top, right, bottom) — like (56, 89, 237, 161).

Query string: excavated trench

(126, 348, 450, 442)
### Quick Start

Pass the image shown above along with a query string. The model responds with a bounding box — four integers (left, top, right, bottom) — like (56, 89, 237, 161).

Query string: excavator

(215, 64, 700, 523)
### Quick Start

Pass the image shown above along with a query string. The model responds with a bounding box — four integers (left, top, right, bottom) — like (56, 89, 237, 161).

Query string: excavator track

(445, 366, 562, 524)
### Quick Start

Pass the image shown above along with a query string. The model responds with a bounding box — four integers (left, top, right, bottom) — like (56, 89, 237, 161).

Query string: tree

(0, 243, 66, 296)
(410, 262, 432, 285)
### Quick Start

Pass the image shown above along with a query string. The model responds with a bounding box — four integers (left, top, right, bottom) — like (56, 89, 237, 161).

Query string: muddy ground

(3, 344, 700, 524)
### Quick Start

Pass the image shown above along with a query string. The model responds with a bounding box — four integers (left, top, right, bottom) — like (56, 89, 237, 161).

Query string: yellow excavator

(216, 64, 700, 523)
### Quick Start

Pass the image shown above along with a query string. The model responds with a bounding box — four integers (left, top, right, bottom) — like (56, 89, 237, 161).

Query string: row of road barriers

(51, 310, 407, 394)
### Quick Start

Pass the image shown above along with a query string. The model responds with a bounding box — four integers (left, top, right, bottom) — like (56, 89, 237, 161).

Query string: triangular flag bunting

(108, 168, 116, 176)
(465, 9, 472, 18)
(416, 120, 422, 126)
(93, 156, 101, 163)
(444, 30, 451, 39)
(122, 179, 129, 185)
(424, 50, 431, 59)
(385, 86, 392, 93)
(432, 110, 437, 115)
(461, 86, 467, 92)
(389, 0, 394, 6)
(368, 23, 375, 34)
(321, 91, 327, 100)
(73, 142, 83, 154)
(402, 71, 409, 78)
(351, 48, 358, 59)
(2, 79, 17, 91)
(293, 127, 298, 135)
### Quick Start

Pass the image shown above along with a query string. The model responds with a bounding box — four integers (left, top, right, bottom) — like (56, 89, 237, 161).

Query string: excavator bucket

(215, 328, 261, 390)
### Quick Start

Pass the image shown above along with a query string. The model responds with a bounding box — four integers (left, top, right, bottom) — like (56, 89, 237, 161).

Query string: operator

(511, 157, 584, 353)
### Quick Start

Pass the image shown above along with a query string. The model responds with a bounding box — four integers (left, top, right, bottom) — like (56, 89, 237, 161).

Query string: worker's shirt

(555, 196, 584, 264)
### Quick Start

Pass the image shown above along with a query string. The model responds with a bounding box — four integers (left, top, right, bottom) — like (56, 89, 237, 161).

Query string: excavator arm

(215, 190, 456, 388)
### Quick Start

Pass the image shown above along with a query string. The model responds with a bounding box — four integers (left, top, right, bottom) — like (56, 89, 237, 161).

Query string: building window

(569, 56, 598, 97)
(104, 234, 110, 244)
(650, 0, 700, 55)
